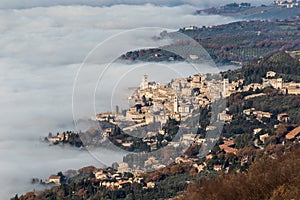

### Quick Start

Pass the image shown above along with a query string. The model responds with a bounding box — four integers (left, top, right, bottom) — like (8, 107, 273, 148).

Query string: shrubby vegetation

(181, 145, 300, 200)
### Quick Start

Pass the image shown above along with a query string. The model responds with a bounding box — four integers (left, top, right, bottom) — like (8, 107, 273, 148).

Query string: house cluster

(244, 108, 292, 123)
(101, 71, 294, 141)
(262, 71, 300, 94)
(243, 108, 273, 121)
(42, 165, 156, 190)
(245, 110, 297, 144)
(183, 26, 199, 31)
(47, 132, 71, 143)
(115, 74, 222, 125)
(92, 166, 154, 190)
(253, 125, 300, 145)
(127, 74, 222, 124)
(189, 121, 300, 173)
(274, 0, 299, 8)
(89, 69, 299, 172)
(182, 140, 238, 173)
(224, 71, 300, 97)
(91, 74, 224, 155)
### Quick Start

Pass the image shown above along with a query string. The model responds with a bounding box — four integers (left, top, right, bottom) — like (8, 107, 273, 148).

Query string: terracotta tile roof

(224, 140, 235, 147)
(219, 144, 237, 154)
(213, 165, 222, 171)
(49, 175, 60, 180)
(286, 126, 300, 140)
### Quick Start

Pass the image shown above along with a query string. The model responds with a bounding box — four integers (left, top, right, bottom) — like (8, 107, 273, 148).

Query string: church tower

(223, 78, 229, 97)
(174, 95, 178, 113)
(140, 75, 148, 90)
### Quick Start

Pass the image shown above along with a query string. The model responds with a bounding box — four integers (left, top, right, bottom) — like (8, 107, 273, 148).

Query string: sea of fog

(0, 3, 240, 198)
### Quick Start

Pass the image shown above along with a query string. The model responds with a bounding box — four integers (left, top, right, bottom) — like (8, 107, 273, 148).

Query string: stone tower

(223, 78, 229, 97)
(174, 95, 178, 113)
(140, 75, 148, 90)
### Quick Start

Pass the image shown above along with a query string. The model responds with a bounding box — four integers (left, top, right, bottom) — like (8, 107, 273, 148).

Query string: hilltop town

(17, 18, 300, 200)
(7, 1, 300, 199)
(40, 50, 300, 195)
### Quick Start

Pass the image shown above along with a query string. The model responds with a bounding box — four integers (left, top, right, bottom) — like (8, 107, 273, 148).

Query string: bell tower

(140, 75, 148, 90)
(174, 95, 178, 113)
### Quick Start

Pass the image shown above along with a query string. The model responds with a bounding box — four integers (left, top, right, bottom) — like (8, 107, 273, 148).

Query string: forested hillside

(121, 19, 300, 64)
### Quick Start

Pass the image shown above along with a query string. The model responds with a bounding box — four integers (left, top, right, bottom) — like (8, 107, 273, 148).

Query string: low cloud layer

(0, 4, 239, 67)
(0, 3, 239, 198)
(0, 0, 274, 9)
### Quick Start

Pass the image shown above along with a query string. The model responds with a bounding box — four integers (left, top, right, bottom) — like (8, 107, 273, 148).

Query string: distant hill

(121, 19, 300, 65)
(195, 2, 300, 20)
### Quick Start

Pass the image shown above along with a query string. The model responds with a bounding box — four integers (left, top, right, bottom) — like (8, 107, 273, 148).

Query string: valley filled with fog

(0, 2, 243, 198)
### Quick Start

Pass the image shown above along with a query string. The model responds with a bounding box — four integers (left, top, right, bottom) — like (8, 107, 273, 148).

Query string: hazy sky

(0, 1, 242, 198)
